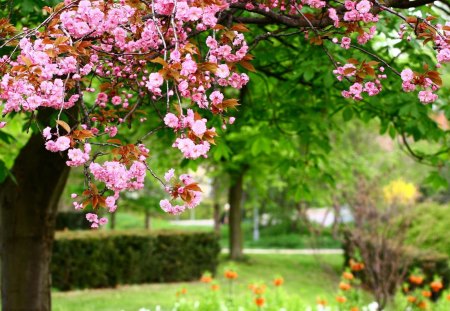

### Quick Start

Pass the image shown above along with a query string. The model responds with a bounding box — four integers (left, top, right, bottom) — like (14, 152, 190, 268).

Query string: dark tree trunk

(228, 171, 244, 260)
(212, 177, 221, 235)
(213, 202, 221, 235)
(110, 211, 116, 230)
(145, 209, 151, 230)
(0, 132, 70, 311)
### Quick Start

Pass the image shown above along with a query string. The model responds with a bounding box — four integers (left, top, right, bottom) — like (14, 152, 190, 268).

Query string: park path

(221, 248, 343, 255)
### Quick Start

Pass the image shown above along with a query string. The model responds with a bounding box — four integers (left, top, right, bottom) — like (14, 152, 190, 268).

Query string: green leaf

(0, 131, 16, 144)
(424, 171, 448, 190)
(0, 160, 7, 183)
(213, 142, 232, 161)
(303, 69, 314, 82)
(342, 107, 353, 121)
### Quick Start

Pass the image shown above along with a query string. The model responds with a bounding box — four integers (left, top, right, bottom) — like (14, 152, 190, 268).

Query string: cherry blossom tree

(1, 0, 450, 310)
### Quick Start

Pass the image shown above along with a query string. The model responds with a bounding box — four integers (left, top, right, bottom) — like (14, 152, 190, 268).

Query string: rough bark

(228, 171, 244, 260)
(0, 132, 70, 311)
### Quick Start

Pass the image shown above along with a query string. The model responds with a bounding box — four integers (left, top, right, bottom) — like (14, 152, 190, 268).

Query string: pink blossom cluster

(86, 213, 108, 228)
(342, 81, 382, 100)
(89, 160, 147, 192)
(159, 169, 202, 215)
(435, 23, 450, 65)
(60, 0, 135, 39)
(343, 0, 378, 23)
(164, 109, 214, 159)
(333, 64, 385, 100)
(401, 69, 438, 104)
(66, 143, 91, 167)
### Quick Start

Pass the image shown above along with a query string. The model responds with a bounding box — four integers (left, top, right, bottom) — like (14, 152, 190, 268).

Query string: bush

(55, 211, 90, 230)
(407, 202, 450, 257)
(343, 233, 450, 296)
(51, 230, 221, 290)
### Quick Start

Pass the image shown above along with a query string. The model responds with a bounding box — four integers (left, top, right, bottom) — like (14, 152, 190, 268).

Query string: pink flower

(215, 64, 230, 78)
(341, 37, 351, 49)
(46, 136, 71, 152)
(164, 113, 179, 128)
(111, 96, 122, 105)
(418, 90, 438, 104)
(229, 117, 236, 124)
(43, 127, 52, 140)
(356, 0, 371, 13)
(402, 81, 416, 92)
(401, 69, 414, 82)
(99, 217, 108, 226)
(164, 168, 175, 182)
(328, 8, 339, 27)
(0, 121, 6, 129)
(192, 120, 207, 136)
(105, 196, 117, 212)
(86, 213, 98, 223)
(181, 55, 197, 76)
(209, 91, 224, 104)
(437, 48, 450, 63)
(66, 148, 89, 167)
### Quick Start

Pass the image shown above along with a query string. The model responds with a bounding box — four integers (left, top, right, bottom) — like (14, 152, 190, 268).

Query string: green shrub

(343, 233, 450, 297)
(51, 230, 221, 290)
(55, 211, 90, 230)
(407, 202, 450, 257)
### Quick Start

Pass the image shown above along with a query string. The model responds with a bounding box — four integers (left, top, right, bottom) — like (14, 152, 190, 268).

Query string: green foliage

(407, 202, 450, 257)
(51, 230, 221, 290)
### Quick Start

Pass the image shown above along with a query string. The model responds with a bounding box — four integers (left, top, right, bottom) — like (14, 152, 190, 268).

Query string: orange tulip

(350, 307, 359, 311)
(422, 290, 432, 298)
(342, 272, 354, 280)
(225, 270, 238, 280)
(255, 297, 265, 307)
(253, 285, 266, 295)
(211, 284, 220, 291)
(273, 277, 284, 286)
(430, 281, 443, 292)
(407, 295, 417, 303)
(349, 259, 365, 272)
(316, 298, 327, 306)
(409, 275, 424, 285)
(200, 275, 213, 283)
(336, 296, 347, 303)
(339, 282, 351, 291)
(418, 301, 427, 309)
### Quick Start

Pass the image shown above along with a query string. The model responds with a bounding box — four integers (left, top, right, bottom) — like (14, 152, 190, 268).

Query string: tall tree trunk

(145, 209, 151, 230)
(110, 211, 116, 230)
(0, 133, 70, 311)
(212, 177, 221, 235)
(228, 171, 244, 260)
(213, 202, 221, 235)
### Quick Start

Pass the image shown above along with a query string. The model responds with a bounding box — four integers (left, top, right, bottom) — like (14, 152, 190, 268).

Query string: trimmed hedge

(51, 230, 221, 290)
(55, 211, 90, 230)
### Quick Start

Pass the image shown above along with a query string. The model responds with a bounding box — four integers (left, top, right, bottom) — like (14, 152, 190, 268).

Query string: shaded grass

(53, 254, 344, 311)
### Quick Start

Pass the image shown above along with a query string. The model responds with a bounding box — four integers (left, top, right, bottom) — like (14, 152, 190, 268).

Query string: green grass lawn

(53, 254, 344, 311)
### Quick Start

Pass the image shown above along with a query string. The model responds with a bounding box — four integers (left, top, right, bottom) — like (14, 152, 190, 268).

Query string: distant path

(221, 248, 343, 255)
